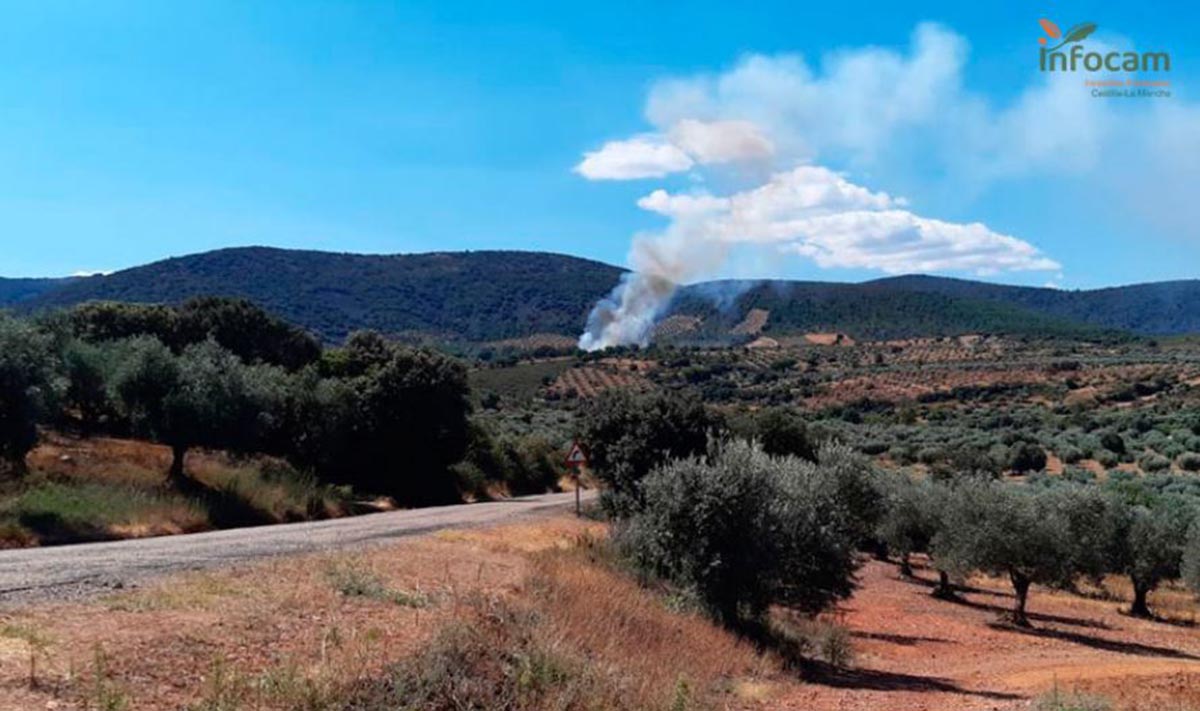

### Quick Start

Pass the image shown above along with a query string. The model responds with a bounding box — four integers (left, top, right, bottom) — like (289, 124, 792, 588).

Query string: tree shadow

(941, 594, 1113, 630)
(851, 631, 952, 646)
(991, 621, 1200, 660)
(801, 659, 1023, 700)
(904, 569, 1010, 599)
(1116, 608, 1197, 629)
(17, 512, 116, 546)
(174, 477, 276, 529)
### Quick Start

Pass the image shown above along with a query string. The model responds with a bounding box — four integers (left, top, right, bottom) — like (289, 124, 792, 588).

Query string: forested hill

(6, 247, 1200, 343)
(0, 277, 78, 306)
(17, 247, 624, 343)
(869, 275, 1200, 336)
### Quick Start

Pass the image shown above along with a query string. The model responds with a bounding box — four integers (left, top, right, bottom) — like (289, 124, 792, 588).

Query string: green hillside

(24, 247, 624, 343)
(11, 247, 1200, 344)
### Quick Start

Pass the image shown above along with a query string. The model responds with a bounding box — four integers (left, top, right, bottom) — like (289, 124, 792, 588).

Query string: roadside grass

(0, 480, 207, 545)
(0, 434, 355, 547)
(344, 593, 628, 711)
(521, 536, 775, 709)
(101, 571, 244, 613)
(325, 560, 432, 608)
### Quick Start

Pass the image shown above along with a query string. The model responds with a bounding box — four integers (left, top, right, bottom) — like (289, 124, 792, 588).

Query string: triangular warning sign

(565, 441, 588, 466)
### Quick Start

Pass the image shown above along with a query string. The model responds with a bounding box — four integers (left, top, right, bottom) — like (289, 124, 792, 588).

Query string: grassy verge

(0, 434, 353, 547)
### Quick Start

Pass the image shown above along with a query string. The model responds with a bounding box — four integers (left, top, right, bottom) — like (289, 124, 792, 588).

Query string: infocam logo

(1037, 19, 1170, 73)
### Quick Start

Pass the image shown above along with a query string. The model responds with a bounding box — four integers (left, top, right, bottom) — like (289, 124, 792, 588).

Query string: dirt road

(0, 490, 591, 606)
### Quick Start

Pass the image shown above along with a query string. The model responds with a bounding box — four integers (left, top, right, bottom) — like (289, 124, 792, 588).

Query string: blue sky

(0, 1, 1196, 288)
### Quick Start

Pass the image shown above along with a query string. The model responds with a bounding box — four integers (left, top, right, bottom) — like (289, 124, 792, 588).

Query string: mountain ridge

(5, 246, 1199, 342)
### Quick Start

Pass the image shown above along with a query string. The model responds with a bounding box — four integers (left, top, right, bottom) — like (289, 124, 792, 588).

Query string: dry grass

(525, 541, 774, 708)
(2, 433, 352, 548)
(8, 517, 1200, 710)
(0, 517, 784, 710)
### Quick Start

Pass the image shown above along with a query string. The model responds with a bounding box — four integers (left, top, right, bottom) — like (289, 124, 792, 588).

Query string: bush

(1183, 519, 1200, 595)
(458, 423, 562, 497)
(617, 441, 857, 624)
(293, 337, 472, 505)
(1139, 452, 1171, 473)
(1100, 432, 1126, 455)
(1008, 442, 1047, 474)
(1180, 452, 1200, 472)
(576, 389, 718, 514)
(351, 595, 612, 710)
(752, 407, 815, 461)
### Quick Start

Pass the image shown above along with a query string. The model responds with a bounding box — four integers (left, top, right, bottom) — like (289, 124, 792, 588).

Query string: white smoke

(577, 166, 1058, 351)
(573, 22, 1130, 351)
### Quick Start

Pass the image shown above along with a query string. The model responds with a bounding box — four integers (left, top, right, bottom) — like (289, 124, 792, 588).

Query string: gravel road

(0, 490, 593, 607)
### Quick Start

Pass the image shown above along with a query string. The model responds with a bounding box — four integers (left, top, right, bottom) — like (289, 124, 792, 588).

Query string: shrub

(576, 389, 718, 514)
(752, 407, 816, 461)
(1059, 446, 1085, 465)
(1180, 452, 1200, 472)
(1138, 452, 1171, 473)
(1008, 442, 1047, 474)
(617, 441, 857, 624)
(1100, 432, 1126, 455)
(350, 595, 614, 710)
(1034, 687, 1113, 711)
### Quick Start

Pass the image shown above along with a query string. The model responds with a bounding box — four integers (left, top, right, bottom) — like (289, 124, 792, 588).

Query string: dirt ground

(772, 559, 1200, 710)
(1, 515, 1198, 710)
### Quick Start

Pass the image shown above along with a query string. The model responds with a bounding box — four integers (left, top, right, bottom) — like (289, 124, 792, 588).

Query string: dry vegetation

(0, 433, 352, 548)
(2, 516, 1200, 710)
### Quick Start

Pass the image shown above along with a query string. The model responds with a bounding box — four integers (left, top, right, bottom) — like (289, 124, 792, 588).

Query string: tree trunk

(1010, 572, 1032, 627)
(168, 444, 188, 486)
(932, 570, 955, 599)
(899, 553, 913, 578)
(1130, 580, 1153, 618)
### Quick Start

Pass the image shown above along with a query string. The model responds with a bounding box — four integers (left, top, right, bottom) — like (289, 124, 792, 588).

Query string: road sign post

(564, 441, 589, 516)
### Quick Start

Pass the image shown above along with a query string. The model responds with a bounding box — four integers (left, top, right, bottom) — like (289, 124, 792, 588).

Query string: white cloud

(636, 189, 729, 218)
(637, 167, 1059, 276)
(574, 135, 693, 180)
(575, 118, 774, 181)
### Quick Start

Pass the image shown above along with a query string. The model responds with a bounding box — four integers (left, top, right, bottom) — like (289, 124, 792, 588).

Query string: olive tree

(0, 315, 60, 474)
(877, 474, 945, 578)
(1183, 519, 1200, 596)
(934, 481, 1088, 626)
(617, 440, 857, 625)
(110, 338, 271, 485)
(1114, 498, 1195, 617)
(60, 339, 113, 434)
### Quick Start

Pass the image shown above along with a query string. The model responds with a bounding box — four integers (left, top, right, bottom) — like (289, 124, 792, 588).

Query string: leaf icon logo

(1063, 22, 1097, 44)
(1039, 18, 1062, 42)
(1038, 19, 1097, 51)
